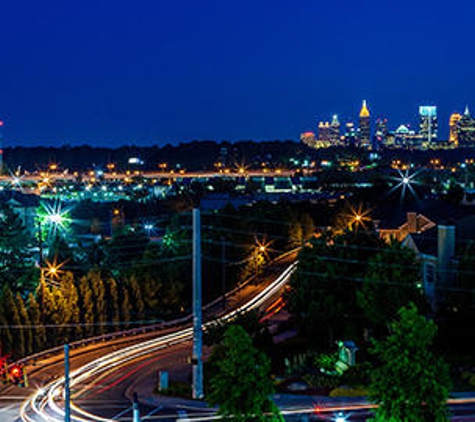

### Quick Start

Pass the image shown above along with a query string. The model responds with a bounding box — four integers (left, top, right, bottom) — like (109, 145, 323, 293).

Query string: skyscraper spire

(464, 105, 471, 117)
(359, 100, 370, 118)
(358, 100, 371, 148)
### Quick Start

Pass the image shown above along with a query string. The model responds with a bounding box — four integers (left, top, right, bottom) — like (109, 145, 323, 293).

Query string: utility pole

(221, 236, 226, 310)
(192, 208, 204, 399)
(64, 344, 71, 422)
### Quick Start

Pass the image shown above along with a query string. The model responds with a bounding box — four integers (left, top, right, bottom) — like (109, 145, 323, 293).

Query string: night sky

(1, 0, 474, 147)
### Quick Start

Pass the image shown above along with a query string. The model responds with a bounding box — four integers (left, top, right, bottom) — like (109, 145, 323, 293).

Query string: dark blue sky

(1, 0, 474, 147)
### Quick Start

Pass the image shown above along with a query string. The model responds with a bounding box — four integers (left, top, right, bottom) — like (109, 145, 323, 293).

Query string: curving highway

(19, 263, 297, 422)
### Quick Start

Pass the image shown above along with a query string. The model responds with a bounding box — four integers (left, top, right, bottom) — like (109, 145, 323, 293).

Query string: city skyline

(1, 0, 475, 147)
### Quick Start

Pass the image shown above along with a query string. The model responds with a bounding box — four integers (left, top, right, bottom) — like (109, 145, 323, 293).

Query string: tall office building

(419, 106, 438, 143)
(358, 100, 371, 148)
(318, 121, 332, 144)
(458, 106, 475, 146)
(329, 114, 341, 145)
(344, 122, 357, 146)
(449, 113, 462, 146)
(374, 117, 388, 148)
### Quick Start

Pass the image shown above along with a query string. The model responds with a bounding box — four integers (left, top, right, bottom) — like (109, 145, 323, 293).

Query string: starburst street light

(251, 237, 274, 284)
(388, 168, 422, 202)
(37, 200, 72, 239)
(345, 203, 372, 231)
(39, 256, 67, 286)
(333, 412, 348, 422)
(254, 237, 272, 260)
(9, 171, 25, 192)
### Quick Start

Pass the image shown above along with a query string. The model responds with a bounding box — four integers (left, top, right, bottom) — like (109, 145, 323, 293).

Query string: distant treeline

(4, 140, 303, 172)
(5, 140, 475, 172)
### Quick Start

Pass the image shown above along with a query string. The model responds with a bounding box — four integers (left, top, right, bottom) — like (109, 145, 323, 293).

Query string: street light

(37, 200, 72, 239)
(346, 203, 371, 231)
(144, 224, 154, 237)
(253, 238, 271, 285)
(39, 257, 66, 287)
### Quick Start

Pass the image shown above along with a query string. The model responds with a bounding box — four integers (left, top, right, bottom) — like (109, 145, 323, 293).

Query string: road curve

(20, 263, 297, 421)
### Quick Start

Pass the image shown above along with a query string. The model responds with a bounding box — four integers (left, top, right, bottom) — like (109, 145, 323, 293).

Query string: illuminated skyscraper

(374, 117, 388, 148)
(449, 113, 462, 146)
(318, 121, 332, 144)
(458, 105, 475, 146)
(329, 114, 341, 145)
(419, 106, 438, 143)
(358, 100, 371, 148)
(344, 122, 357, 146)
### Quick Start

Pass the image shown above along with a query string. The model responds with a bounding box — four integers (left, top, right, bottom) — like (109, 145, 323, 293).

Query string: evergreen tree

(287, 220, 303, 249)
(16, 293, 33, 356)
(60, 272, 81, 341)
(2, 286, 25, 358)
(369, 303, 451, 422)
(42, 283, 63, 346)
(208, 325, 282, 422)
(105, 277, 121, 332)
(0, 304, 13, 356)
(121, 284, 132, 329)
(0, 203, 32, 290)
(27, 293, 46, 353)
(78, 272, 95, 338)
(90, 271, 106, 335)
(128, 275, 145, 321)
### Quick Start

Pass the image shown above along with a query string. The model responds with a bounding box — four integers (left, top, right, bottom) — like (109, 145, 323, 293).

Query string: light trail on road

(20, 263, 297, 421)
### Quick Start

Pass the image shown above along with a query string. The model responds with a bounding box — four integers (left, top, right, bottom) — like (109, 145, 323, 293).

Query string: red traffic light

(8, 364, 27, 387)
(10, 365, 22, 378)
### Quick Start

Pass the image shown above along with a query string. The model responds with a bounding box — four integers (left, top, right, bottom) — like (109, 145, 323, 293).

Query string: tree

(27, 293, 46, 352)
(60, 272, 81, 341)
(286, 231, 384, 346)
(1, 286, 24, 358)
(204, 310, 274, 357)
(287, 220, 303, 249)
(0, 306, 13, 357)
(90, 271, 106, 335)
(104, 277, 120, 332)
(127, 275, 145, 320)
(0, 203, 32, 290)
(120, 283, 132, 329)
(357, 240, 426, 334)
(208, 325, 282, 422)
(78, 272, 95, 338)
(300, 212, 315, 242)
(369, 303, 451, 422)
(16, 293, 33, 356)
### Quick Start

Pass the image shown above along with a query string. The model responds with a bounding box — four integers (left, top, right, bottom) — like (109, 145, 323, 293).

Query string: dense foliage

(208, 325, 282, 421)
(369, 303, 451, 422)
(286, 228, 427, 347)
